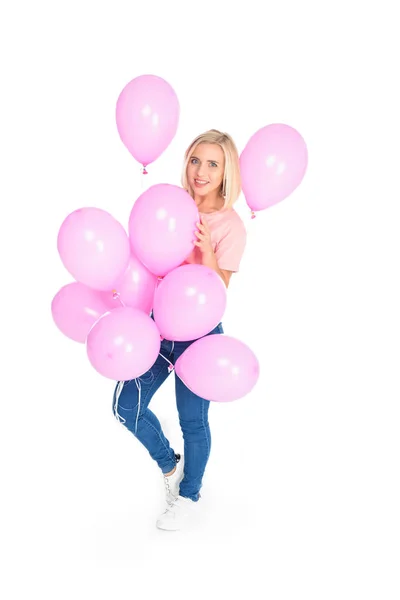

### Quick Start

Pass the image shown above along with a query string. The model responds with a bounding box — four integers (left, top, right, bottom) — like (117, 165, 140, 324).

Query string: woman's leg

(112, 341, 177, 474)
(173, 323, 224, 501)
(174, 376, 211, 501)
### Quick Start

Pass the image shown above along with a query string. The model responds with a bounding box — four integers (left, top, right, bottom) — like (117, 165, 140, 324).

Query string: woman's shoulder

(205, 206, 247, 241)
(213, 208, 247, 269)
(223, 207, 247, 235)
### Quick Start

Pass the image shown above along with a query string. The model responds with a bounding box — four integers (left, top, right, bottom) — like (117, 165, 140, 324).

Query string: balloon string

(134, 378, 141, 434)
(113, 381, 126, 424)
(112, 289, 125, 307)
(159, 352, 174, 372)
(140, 165, 147, 190)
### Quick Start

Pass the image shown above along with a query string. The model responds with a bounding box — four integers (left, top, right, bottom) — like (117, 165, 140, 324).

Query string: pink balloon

(175, 335, 260, 402)
(86, 307, 161, 381)
(51, 282, 110, 343)
(153, 264, 227, 341)
(240, 123, 308, 211)
(57, 208, 130, 291)
(128, 184, 199, 277)
(116, 74, 180, 167)
(100, 253, 158, 314)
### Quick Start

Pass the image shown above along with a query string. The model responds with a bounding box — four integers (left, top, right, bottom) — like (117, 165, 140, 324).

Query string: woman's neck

(194, 191, 225, 214)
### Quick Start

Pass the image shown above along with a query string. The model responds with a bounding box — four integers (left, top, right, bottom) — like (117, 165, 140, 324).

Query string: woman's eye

(191, 158, 198, 164)
(210, 162, 217, 167)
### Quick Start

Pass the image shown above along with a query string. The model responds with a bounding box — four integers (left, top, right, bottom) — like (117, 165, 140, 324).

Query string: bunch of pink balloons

(52, 204, 160, 377)
(51, 72, 262, 403)
(52, 181, 242, 394)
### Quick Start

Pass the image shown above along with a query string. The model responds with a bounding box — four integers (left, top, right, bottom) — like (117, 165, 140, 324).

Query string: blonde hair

(181, 129, 241, 209)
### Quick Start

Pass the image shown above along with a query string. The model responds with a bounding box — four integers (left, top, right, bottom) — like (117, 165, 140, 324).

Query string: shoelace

(163, 475, 171, 496)
(163, 496, 189, 515)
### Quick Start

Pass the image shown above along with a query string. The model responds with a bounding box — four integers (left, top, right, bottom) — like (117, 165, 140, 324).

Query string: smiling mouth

(194, 179, 209, 186)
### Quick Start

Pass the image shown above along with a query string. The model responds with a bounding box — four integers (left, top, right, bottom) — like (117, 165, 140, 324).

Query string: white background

(1, 1, 399, 598)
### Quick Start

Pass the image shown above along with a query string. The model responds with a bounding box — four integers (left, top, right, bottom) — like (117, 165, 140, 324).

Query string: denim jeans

(112, 322, 224, 502)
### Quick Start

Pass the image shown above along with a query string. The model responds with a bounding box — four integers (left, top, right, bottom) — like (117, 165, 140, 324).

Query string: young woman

(112, 129, 247, 530)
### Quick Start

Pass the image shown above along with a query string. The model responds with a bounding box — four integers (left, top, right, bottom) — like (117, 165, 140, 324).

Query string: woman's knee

(179, 416, 210, 438)
(115, 403, 140, 426)
(112, 381, 140, 428)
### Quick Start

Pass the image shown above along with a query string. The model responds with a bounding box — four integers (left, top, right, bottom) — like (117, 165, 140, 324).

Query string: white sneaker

(156, 495, 198, 531)
(163, 454, 184, 504)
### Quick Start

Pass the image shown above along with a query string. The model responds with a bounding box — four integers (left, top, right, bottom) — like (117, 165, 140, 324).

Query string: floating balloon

(116, 74, 180, 169)
(240, 123, 308, 212)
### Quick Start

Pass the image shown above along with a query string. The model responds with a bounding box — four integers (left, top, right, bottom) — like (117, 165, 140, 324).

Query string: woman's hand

(194, 216, 214, 256)
(193, 215, 232, 287)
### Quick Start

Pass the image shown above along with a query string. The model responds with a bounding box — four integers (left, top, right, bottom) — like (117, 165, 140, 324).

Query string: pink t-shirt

(184, 207, 247, 272)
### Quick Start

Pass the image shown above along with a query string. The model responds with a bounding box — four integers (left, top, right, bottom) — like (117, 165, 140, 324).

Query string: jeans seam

(122, 361, 173, 467)
(118, 360, 169, 413)
(201, 400, 210, 459)
(139, 414, 174, 466)
(140, 362, 170, 406)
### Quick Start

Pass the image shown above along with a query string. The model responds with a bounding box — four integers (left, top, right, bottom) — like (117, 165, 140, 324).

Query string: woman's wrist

(201, 250, 227, 285)
(201, 248, 216, 266)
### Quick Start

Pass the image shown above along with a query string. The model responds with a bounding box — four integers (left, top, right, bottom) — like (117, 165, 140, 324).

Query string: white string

(140, 164, 149, 190)
(159, 351, 174, 372)
(134, 378, 141, 435)
(114, 378, 141, 436)
(113, 381, 126, 424)
(114, 347, 174, 433)
(112, 290, 125, 307)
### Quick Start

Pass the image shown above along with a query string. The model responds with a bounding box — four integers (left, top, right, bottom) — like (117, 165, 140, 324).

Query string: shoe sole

(156, 522, 181, 531)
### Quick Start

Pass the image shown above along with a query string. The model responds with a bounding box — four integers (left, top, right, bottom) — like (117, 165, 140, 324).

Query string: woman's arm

(194, 216, 233, 287)
(200, 250, 233, 287)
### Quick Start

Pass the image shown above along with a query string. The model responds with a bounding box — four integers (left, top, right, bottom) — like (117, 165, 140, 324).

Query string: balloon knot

(142, 165, 148, 174)
(250, 211, 256, 219)
(112, 289, 120, 300)
(168, 365, 174, 372)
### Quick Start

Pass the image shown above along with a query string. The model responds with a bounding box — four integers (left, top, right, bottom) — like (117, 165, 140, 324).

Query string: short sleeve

(215, 216, 247, 272)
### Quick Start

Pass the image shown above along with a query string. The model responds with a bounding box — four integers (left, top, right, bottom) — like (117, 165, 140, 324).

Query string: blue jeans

(112, 322, 224, 502)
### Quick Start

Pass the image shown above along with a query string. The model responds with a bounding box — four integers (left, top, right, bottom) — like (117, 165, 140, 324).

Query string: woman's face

(186, 143, 225, 198)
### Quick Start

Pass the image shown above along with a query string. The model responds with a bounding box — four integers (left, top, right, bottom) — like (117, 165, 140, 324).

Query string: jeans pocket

(113, 379, 138, 411)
